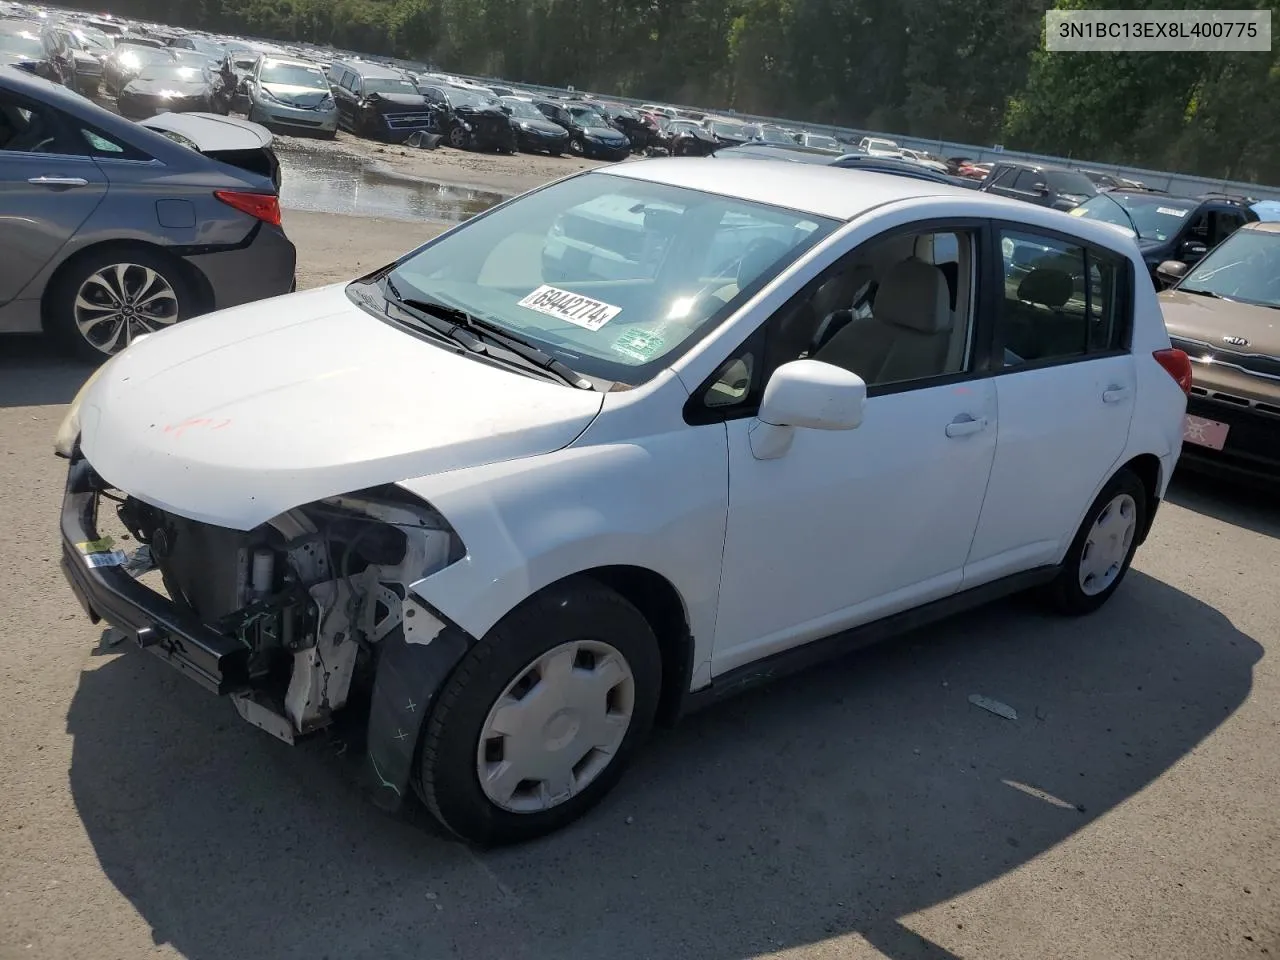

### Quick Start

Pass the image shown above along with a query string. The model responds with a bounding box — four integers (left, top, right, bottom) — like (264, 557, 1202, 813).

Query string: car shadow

(67, 570, 1259, 960)
(1167, 467, 1280, 539)
(0, 336, 93, 409)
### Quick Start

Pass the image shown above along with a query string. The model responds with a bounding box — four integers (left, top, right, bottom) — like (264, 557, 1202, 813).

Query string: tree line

(68, 0, 1280, 183)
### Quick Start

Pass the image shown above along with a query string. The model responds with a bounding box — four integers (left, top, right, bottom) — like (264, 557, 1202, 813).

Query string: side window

(698, 228, 978, 411)
(990, 165, 1017, 187)
(997, 228, 1127, 366)
(1012, 169, 1044, 192)
(1210, 211, 1245, 246)
(0, 97, 76, 155)
(1185, 210, 1210, 244)
(342, 72, 358, 92)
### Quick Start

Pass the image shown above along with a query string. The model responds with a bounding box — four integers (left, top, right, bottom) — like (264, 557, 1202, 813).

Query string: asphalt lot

(1, 210, 1277, 960)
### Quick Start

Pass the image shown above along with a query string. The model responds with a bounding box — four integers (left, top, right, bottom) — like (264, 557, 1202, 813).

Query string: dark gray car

(0, 66, 295, 360)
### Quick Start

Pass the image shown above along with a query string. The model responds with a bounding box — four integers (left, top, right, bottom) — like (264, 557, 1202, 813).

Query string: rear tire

(46, 246, 196, 363)
(417, 577, 661, 847)
(1042, 468, 1146, 616)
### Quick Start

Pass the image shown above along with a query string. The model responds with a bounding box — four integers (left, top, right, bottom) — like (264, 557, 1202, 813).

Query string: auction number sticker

(1157, 206, 1189, 217)
(75, 537, 128, 568)
(517, 285, 622, 331)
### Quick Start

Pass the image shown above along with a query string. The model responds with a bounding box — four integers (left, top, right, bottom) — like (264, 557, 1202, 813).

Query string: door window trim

(985, 218, 1135, 378)
(683, 217, 998, 426)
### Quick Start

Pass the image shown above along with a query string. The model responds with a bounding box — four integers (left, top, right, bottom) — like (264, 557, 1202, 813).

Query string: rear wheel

(417, 578, 661, 846)
(1042, 468, 1146, 616)
(47, 247, 195, 362)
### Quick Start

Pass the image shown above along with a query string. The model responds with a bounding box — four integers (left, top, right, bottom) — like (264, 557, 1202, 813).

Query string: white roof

(595, 157, 1144, 255)
(598, 157, 984, 220)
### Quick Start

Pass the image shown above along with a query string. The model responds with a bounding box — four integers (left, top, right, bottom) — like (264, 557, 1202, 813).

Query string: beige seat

(814, 259, 953, 385)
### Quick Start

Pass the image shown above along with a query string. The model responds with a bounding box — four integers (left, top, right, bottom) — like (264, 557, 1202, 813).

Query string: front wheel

(567, 137, 584, 156)
(47, 247, 194, 362)
(1042, 468, 1146, 616)
(417, 577, 661, 846)
(447, 124, 470, 149)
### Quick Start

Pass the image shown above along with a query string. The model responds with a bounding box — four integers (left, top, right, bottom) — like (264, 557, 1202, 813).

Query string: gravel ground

(273, 129, 611, 195)
(0, 210, 1277, 960)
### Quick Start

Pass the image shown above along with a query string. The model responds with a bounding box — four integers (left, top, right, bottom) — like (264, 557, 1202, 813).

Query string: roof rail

(1198, 191, 1258, 205)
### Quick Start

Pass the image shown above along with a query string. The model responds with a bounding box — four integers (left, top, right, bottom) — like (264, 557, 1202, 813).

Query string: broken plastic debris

(968, 694, 1017, 720)
(122, 545, 155, 578)
(404, 131, 442, 150)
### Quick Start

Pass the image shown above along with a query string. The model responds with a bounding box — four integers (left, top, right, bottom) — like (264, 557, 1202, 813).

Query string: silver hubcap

(477, 640, 635, 814)
(1078, 493, 1137, 596)
(74, 263, 179, 355)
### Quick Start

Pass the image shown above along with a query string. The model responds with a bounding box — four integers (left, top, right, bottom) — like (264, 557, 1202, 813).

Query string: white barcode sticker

(517, 285, 622, 331)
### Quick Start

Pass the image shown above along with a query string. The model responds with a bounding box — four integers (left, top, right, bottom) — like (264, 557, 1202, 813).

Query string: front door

(965, 223, 1137, 585)
(0, 90, 107, 305)
(706, 224, 999, 675)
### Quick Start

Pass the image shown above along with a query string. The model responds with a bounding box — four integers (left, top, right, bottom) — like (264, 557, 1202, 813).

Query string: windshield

(364, 76, 418, 95)
(171, 49, 214, 67)
(0, 30, 44, 55)
(78, 31, 114, 53)
(806, 134, 840, 149)
(569, 105, 608, 124)
(113, 43, 169, 68)
(1177, 229, 1280, 307)
(712, 122, 746, 138)
(260, 61, 327, 88)
(446, 86, 496, 108)
(384, 173, 835, 384)
(503, 98, 543, 120)
(759, 126, 793, 144)
(1072, 194, 1195, 241)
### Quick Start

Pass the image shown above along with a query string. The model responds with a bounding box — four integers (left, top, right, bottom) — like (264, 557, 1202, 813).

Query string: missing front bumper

(59, 457, 252, 694)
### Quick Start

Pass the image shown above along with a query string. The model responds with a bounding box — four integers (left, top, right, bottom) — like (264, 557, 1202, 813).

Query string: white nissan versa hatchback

(55, 159, 1191, 845)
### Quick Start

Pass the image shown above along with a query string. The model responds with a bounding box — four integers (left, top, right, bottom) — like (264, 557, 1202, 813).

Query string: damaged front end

(60, 456, 472, 808)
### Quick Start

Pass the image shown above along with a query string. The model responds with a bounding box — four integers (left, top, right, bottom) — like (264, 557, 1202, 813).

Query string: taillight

(214, 189, 281, 226)
(1154, 348, 1193, 395)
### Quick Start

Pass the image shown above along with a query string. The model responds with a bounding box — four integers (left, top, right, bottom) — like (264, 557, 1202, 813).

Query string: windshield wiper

(384, 278, 594, 390)
(1098, 191, 1141, 236)
(1182, 288, 1221, 299)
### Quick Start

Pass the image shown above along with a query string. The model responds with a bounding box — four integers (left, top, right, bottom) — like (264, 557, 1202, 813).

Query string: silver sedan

(244, 56, 338, 137)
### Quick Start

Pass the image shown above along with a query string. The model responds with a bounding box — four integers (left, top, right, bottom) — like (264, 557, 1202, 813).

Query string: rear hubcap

(1078, 493, 1137, 596)
(477, 640, 635, 813)
(74, 263, 179, 355)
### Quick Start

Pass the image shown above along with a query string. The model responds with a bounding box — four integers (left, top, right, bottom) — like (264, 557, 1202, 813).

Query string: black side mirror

(1156, 260, 1189, 286)
(1181, 240, 1208, 261)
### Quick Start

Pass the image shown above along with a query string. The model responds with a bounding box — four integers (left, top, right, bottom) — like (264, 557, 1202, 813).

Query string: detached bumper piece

(59, 457, 250, 694)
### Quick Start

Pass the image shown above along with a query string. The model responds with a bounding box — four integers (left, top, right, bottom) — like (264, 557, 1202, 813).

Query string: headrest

(813, 265, 875, 316)
(737, 238, 790, 288)
(1017, 268, 1074, 309)
(875, 259, 951, 334)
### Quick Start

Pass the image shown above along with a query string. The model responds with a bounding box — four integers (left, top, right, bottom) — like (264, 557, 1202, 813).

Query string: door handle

(1102, 386, 1132, 404)
(945, 415, 988, 439)
(28, 176, 89, 187)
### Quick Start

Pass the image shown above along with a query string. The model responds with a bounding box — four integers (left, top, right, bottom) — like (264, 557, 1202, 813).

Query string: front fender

(399, 429, 728, 684)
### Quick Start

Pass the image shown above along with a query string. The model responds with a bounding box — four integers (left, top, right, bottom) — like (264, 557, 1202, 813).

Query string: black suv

(979, 161, 1099, 211)
(328, 59, 435, 142)
(416, 82, 516, 152)
(1068, 189, 1259, 285)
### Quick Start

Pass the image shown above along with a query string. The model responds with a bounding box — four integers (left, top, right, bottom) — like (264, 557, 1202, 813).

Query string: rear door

(964, 222, 1136, 586)
(0, 88, 107, 305)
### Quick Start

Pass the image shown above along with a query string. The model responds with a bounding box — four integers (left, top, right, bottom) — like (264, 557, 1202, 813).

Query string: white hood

(77, 284, 604, 530)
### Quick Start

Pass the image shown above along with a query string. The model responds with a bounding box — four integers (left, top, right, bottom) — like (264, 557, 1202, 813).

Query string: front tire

(417, 577, 661, 846)
(1042, 468, 1146, 616)
(567, 136, 584, 157)
(447, 124, 470, 149)
(47, 247, 194, 362)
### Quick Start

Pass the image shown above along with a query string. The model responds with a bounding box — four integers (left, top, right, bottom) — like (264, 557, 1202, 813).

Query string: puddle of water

(276, 146, 507, 223)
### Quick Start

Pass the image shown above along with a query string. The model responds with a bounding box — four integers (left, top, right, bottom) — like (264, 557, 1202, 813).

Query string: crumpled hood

(260, 81, 330, 107)
(77, 284, 605, 530)
(367, 91, 427, 109)
(124, 75, 208, 97)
